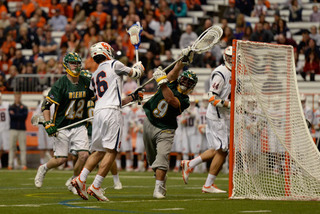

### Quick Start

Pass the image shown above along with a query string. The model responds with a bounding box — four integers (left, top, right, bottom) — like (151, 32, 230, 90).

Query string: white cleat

(153, 183, 166, 199)
(202, 184, 227, 193)
(181, 160, 193, 184)
(34, 165, 47, 188)
(87, 184, 109, 201)
(71, 176, 88, 200)
(114, 181, 123, 190)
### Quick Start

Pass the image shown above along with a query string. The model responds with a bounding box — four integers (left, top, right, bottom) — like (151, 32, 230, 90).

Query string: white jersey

(133, 106, 147, 154)
(120, 106, 134, 151)
(0, 101, 10, 132)
(206, 64, 231, 121)
(90, 60, 131, 113)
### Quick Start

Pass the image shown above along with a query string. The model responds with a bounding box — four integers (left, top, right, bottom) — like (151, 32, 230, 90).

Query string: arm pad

(209, 95, 231, 109)
(41, 99, 52, 112)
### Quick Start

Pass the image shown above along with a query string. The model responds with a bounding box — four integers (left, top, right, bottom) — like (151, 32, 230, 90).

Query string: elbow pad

(41, 99, 52, 112)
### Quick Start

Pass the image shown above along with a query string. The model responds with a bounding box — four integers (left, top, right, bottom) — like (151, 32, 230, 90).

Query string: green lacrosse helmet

(63, 52, 82, 77)
(177, 70, 198, 95)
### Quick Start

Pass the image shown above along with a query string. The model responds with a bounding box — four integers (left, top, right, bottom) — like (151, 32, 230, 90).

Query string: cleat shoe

(22, 166, 28, 170)
(113, 181, 122, 190)
(71, 176, 88, 200)
(114, 181, 123, 190)
(7, 166, 13, 170)
(153, 183, 166, 199)
(87, 184, 109, 201)
(202, 184, 227, 193)
(181, 160, 193, 184)
(173, 166, 179, 172)
(34, 165, 47, 188)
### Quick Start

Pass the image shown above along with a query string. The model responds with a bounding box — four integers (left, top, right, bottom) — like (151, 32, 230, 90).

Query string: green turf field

(0, 170, 319, 214)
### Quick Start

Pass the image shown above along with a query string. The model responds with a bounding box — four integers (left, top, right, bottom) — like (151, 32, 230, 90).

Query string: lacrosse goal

(229, 40, 320, 200)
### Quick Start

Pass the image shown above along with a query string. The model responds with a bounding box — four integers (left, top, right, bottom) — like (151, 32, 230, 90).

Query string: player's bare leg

(87, 149, 117, 201)
(73, 151, 89, 176)
(202, 149, 227, 193)
(35, 157, 68, 188)
(71, 151, 105, 200)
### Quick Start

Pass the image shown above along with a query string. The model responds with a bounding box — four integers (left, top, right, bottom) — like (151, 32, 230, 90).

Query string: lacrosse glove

(181, 46, 194, 65)
(209, 95, 231, 109)
(153, 66, 168, 87)
(129, 88, 144, 103)
(43, 120, 57, 137)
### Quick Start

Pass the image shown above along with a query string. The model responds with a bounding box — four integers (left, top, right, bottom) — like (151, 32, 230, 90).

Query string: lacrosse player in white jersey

(172, 115, 183, 172)
(72, 42, 144, 201)
(0, 93, 10, 168)
(181, 46, 233, 193)
(34, 88, 53, 166)
(117, 103, 134, 171)
(195, 94, 209, 173)
(133, 103, 147, 172)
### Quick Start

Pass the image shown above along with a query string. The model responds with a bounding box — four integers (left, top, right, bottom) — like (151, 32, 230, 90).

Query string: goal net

(229, 40, 320, 200)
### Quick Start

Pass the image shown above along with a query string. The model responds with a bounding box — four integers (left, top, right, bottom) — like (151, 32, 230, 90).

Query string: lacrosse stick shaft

(57, 117, 93, 132)
(58, 94, 154, 131)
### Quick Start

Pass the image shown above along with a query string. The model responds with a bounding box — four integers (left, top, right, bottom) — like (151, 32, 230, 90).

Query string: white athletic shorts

(0, 131, 9, 151)
(52, 125, 89, 157)
(206, 118, 229, 152)
(181, 129, 202, 154)
(38, 125, 53, 150)
(135, 132, 145, 154)
(171, 128, 182, 152)
(91, 109, 122, 152)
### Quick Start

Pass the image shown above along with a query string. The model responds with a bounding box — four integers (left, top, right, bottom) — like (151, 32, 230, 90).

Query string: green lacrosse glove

(43, 120, 57, 137)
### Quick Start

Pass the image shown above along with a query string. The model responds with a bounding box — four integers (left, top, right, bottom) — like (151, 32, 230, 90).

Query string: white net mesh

(231, 40, 320, 200)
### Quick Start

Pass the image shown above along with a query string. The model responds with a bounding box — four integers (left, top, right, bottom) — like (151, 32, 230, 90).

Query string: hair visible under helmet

(63, 52, 82, 77)
(177, 70, 198, 95)
(90, 42, 114, 64)
(223, 46, 232, 71)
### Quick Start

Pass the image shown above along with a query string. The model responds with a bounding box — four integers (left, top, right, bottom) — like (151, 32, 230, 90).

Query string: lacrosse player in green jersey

(143, 48, 198, 199)
(35, 52, 94, 192)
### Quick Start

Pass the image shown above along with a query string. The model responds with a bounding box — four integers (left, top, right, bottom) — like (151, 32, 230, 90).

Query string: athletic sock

(175, 160, 181, 168)
(204, 173, 216, 187)
(79, 168, 90, 182)
(93, 175, 104, 188)
(113, 173, 120, 184)
(189, 156, 203, 168)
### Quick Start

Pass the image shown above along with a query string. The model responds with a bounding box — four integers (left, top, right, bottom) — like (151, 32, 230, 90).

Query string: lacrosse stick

(31, 114, 45, 126)
(41, 94, 154, 132)
(127, 22, 143, 85)
(130, 25, 223, 95)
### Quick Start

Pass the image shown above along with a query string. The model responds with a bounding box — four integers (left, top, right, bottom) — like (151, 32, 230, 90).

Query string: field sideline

(0, 170, 318, 214)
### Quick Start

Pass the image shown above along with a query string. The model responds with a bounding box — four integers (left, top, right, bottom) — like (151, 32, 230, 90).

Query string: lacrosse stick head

(127, 22, 143, 50)
(191, 25, 223, 54)
(31, 114, 45, 126)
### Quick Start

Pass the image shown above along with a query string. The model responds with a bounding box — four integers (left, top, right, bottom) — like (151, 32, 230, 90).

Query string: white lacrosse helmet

(223, 46, 233, 71)
(300, 94, 306, 102)
(90, 42, 114, 60)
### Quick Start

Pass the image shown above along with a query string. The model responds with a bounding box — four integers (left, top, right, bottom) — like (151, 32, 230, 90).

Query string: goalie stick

(129, 25, 223, 96)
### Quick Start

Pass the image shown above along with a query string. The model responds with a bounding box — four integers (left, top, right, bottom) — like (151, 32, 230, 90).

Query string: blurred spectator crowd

(0, 0, 319, 93)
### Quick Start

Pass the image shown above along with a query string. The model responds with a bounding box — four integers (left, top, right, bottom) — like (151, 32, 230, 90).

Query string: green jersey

(143, 81, 190, 130)
(47, 75, 93, 129)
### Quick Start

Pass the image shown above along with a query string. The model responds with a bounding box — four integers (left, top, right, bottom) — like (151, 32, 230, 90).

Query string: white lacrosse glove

(209, 95, 231, 109)
(181, 46, 194, 65)
(153, 66, 168, 87)
(131, 61, 145, 80)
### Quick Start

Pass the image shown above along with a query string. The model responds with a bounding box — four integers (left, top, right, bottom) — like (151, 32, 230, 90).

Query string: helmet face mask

(223, 46, 233, 70)
(90, 42, 114, 60)
(177, 70, 198, 95)
(63, 52, 82, 77)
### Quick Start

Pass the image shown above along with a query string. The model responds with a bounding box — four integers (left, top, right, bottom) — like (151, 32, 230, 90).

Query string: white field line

(239, 211, 272, 213)
(0, 198, 224, 208)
